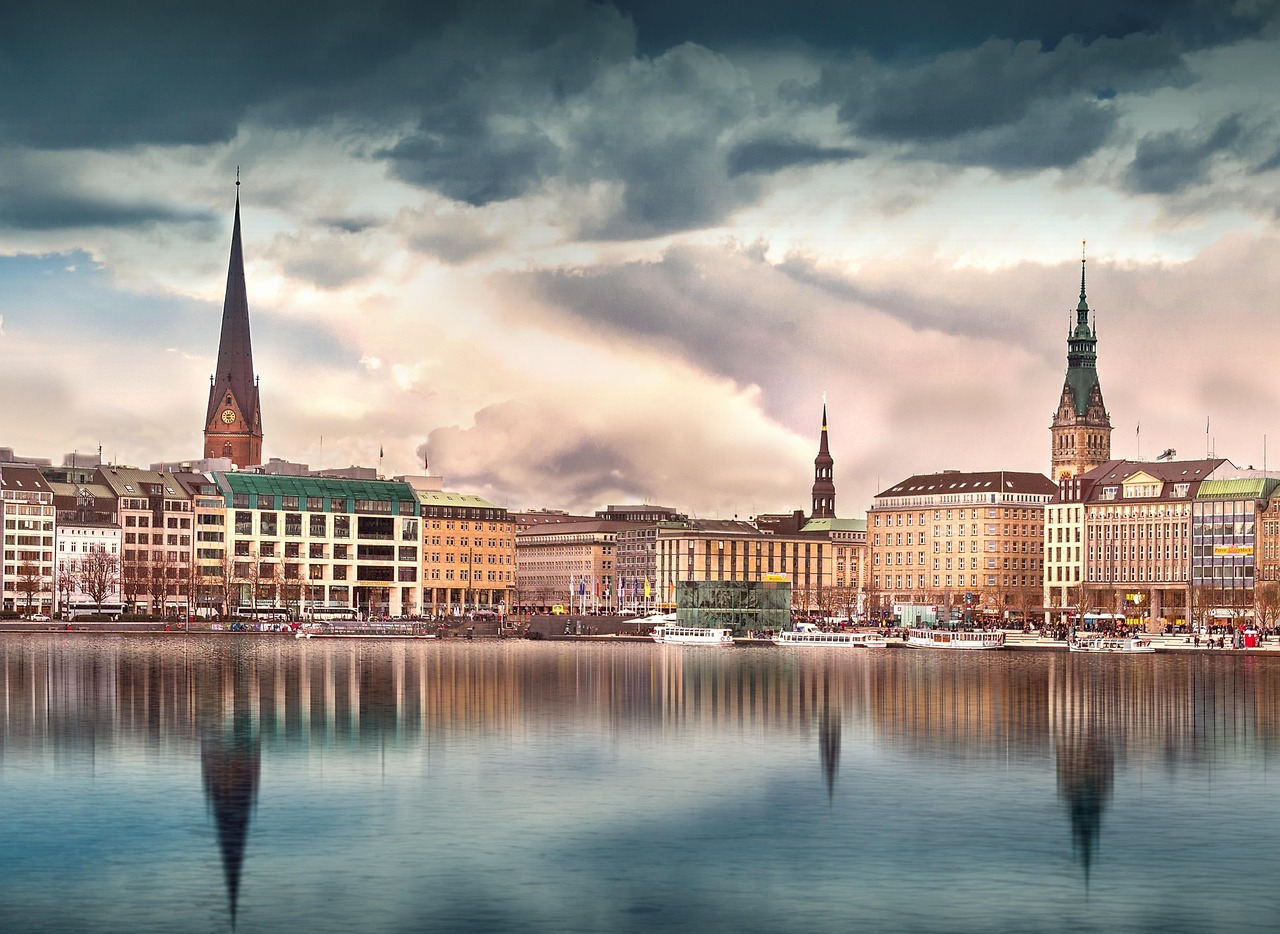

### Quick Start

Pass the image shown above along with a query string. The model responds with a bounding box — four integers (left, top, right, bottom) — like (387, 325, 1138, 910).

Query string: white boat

(296, 622, 437, 640)
(1068, 636, 1155, 654)
(651, 625, 735, 646)
(772, 629, 888, 648)
(906, 627, 1005, 650)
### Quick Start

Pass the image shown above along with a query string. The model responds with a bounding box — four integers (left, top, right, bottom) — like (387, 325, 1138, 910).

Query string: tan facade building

(416, 488, 515, 616)
(97, 466, 194, 617)
(869, 470, 1055, 622)
(653, 519, 864, 617)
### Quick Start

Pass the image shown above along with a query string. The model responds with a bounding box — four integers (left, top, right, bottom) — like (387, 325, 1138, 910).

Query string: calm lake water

(1, 635, 1278, 934)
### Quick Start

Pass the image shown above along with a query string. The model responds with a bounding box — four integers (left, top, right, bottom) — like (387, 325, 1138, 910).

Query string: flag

(579, 579, 586, 596)
(644, 578, 651, 598)
(379, 445, 384, 458)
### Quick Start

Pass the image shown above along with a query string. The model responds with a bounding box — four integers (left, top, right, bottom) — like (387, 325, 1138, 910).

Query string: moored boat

(1068, 636, 1155, 654)
(772, 629, 888, 648)
(651, 625, 735, 646)
(296, 622, 437, 640)
(906, 628, 1005, 650)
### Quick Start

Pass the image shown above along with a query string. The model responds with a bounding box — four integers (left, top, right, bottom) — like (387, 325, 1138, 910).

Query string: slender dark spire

(811, 398, 836, 519)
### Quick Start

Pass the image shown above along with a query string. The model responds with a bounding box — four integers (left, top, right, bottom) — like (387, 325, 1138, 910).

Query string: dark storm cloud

(1124, 115, 1247, 194)
(0, 183, 211, 231)
(0, 1, 460, 149)
(920, 98, 1118, 171)
(614, 0, 1280, 57)
(378, 123, 561, 206)
(807, 33, 1188, 165)
(725, 137, 861, 177)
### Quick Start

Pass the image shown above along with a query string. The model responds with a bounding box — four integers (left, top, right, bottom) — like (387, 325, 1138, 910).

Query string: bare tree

(77, 545, 120, 614)
(1256, 581, 1280, 635)
(56, 561, 77, 618)
(274, 562, 305, 619)
(146, 550, 174, 618)
(16, 562, 45, 616)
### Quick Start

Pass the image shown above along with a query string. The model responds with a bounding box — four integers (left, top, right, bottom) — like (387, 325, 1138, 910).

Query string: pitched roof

(875, 470, 1057, 499)
(1196, 478, 1280, 500)
(96, 466, 190, 499)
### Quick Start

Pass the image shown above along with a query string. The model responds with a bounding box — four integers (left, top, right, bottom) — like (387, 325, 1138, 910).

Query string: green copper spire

(1064, 242, 1099, 417)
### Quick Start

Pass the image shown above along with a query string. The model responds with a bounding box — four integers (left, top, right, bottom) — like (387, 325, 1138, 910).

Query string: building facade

(869, 470, 1056, 622)
(213, 473, 420, 618)
(1, 465, 56, 615)
(416, 487, 515, 616)
(515, 519, 631, 613)
(97, 466, 195, 617)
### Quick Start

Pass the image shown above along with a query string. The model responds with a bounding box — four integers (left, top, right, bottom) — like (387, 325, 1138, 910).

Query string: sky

(2, 0, 1280, 519)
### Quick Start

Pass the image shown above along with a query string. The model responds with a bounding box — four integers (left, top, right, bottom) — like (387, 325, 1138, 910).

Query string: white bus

(65, 602, 129, 621)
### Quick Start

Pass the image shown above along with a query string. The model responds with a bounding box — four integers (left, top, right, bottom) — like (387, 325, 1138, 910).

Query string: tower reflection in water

(3, 638, 1280, 925)
(199, 644, 260, 930)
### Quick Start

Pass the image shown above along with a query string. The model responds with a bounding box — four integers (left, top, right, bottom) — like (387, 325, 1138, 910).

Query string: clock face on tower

(221, 408, 236, 425)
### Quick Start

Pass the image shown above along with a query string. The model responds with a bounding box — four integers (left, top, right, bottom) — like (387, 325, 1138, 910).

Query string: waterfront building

(0, 465, 56, 615)
(96, 466, 195, 617)
(653, 519, 853, 616)
(869, 469, 1056, 623)
(203, 189, 264, 468)
(43, 468, 122, 614)
(515, 519, 630, 613)
(1050, 250, 1112, 483)
(599, 505, 689, 610)
(173, 471, 231, 618)
(1191, 478, 1280, 628)
(211, 472, 420, 618)
(1052, 458, 1229, 630)
(413, 484, 515, 616)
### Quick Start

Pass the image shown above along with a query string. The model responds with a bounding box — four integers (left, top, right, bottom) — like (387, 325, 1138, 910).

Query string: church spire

(811, 398, 836, 519)
(204, 180, 264, 467)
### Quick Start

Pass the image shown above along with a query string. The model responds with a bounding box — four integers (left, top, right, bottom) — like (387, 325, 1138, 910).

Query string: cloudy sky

(3, 1, 1280, 518)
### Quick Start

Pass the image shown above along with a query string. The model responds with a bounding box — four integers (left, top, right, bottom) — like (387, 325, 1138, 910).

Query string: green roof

(1195, 478, 1280, 500)
(801, 517, 867, 533)
(416, 490, 501, 509)
(216, 472, 418, 504)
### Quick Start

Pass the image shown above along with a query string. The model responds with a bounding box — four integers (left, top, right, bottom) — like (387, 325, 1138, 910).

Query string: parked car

(29, 614, 51, 622)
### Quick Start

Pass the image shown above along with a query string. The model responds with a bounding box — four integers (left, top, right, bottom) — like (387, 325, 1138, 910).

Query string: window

(310, 514, 327, 537)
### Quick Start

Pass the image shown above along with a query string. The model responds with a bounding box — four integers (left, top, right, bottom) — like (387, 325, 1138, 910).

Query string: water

(1, 636, 1277, 933)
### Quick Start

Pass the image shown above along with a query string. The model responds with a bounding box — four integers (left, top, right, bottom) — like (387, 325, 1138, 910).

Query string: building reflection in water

(5, 640, 1280, 911)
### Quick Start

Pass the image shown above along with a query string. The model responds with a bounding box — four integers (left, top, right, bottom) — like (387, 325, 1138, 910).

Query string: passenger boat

(772, 629, 888, 648)
(906, 628, 1005, 650)
(1068, 636, 1155, 654)
(651, 625, 735, 646)
(296, 622, 437, 640)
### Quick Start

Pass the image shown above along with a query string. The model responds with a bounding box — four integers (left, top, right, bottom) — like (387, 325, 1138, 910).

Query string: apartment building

(515, 519, 629, 612)
(0, 465, 56, 615)
(96, 466, 194, 617)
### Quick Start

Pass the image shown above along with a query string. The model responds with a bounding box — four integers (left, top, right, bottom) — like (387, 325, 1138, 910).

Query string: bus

(65, 602, 129, 621)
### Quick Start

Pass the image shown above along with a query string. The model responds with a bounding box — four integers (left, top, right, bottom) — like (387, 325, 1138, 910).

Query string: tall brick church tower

(1050, 246, 1111, 482)
(204, 185, 263, 467)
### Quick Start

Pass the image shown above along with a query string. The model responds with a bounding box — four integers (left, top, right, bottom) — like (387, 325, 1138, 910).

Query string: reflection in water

(1051, 660, 1118, 884)
(199, 645, 260, 930)
(3, 638, 1280, 927)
